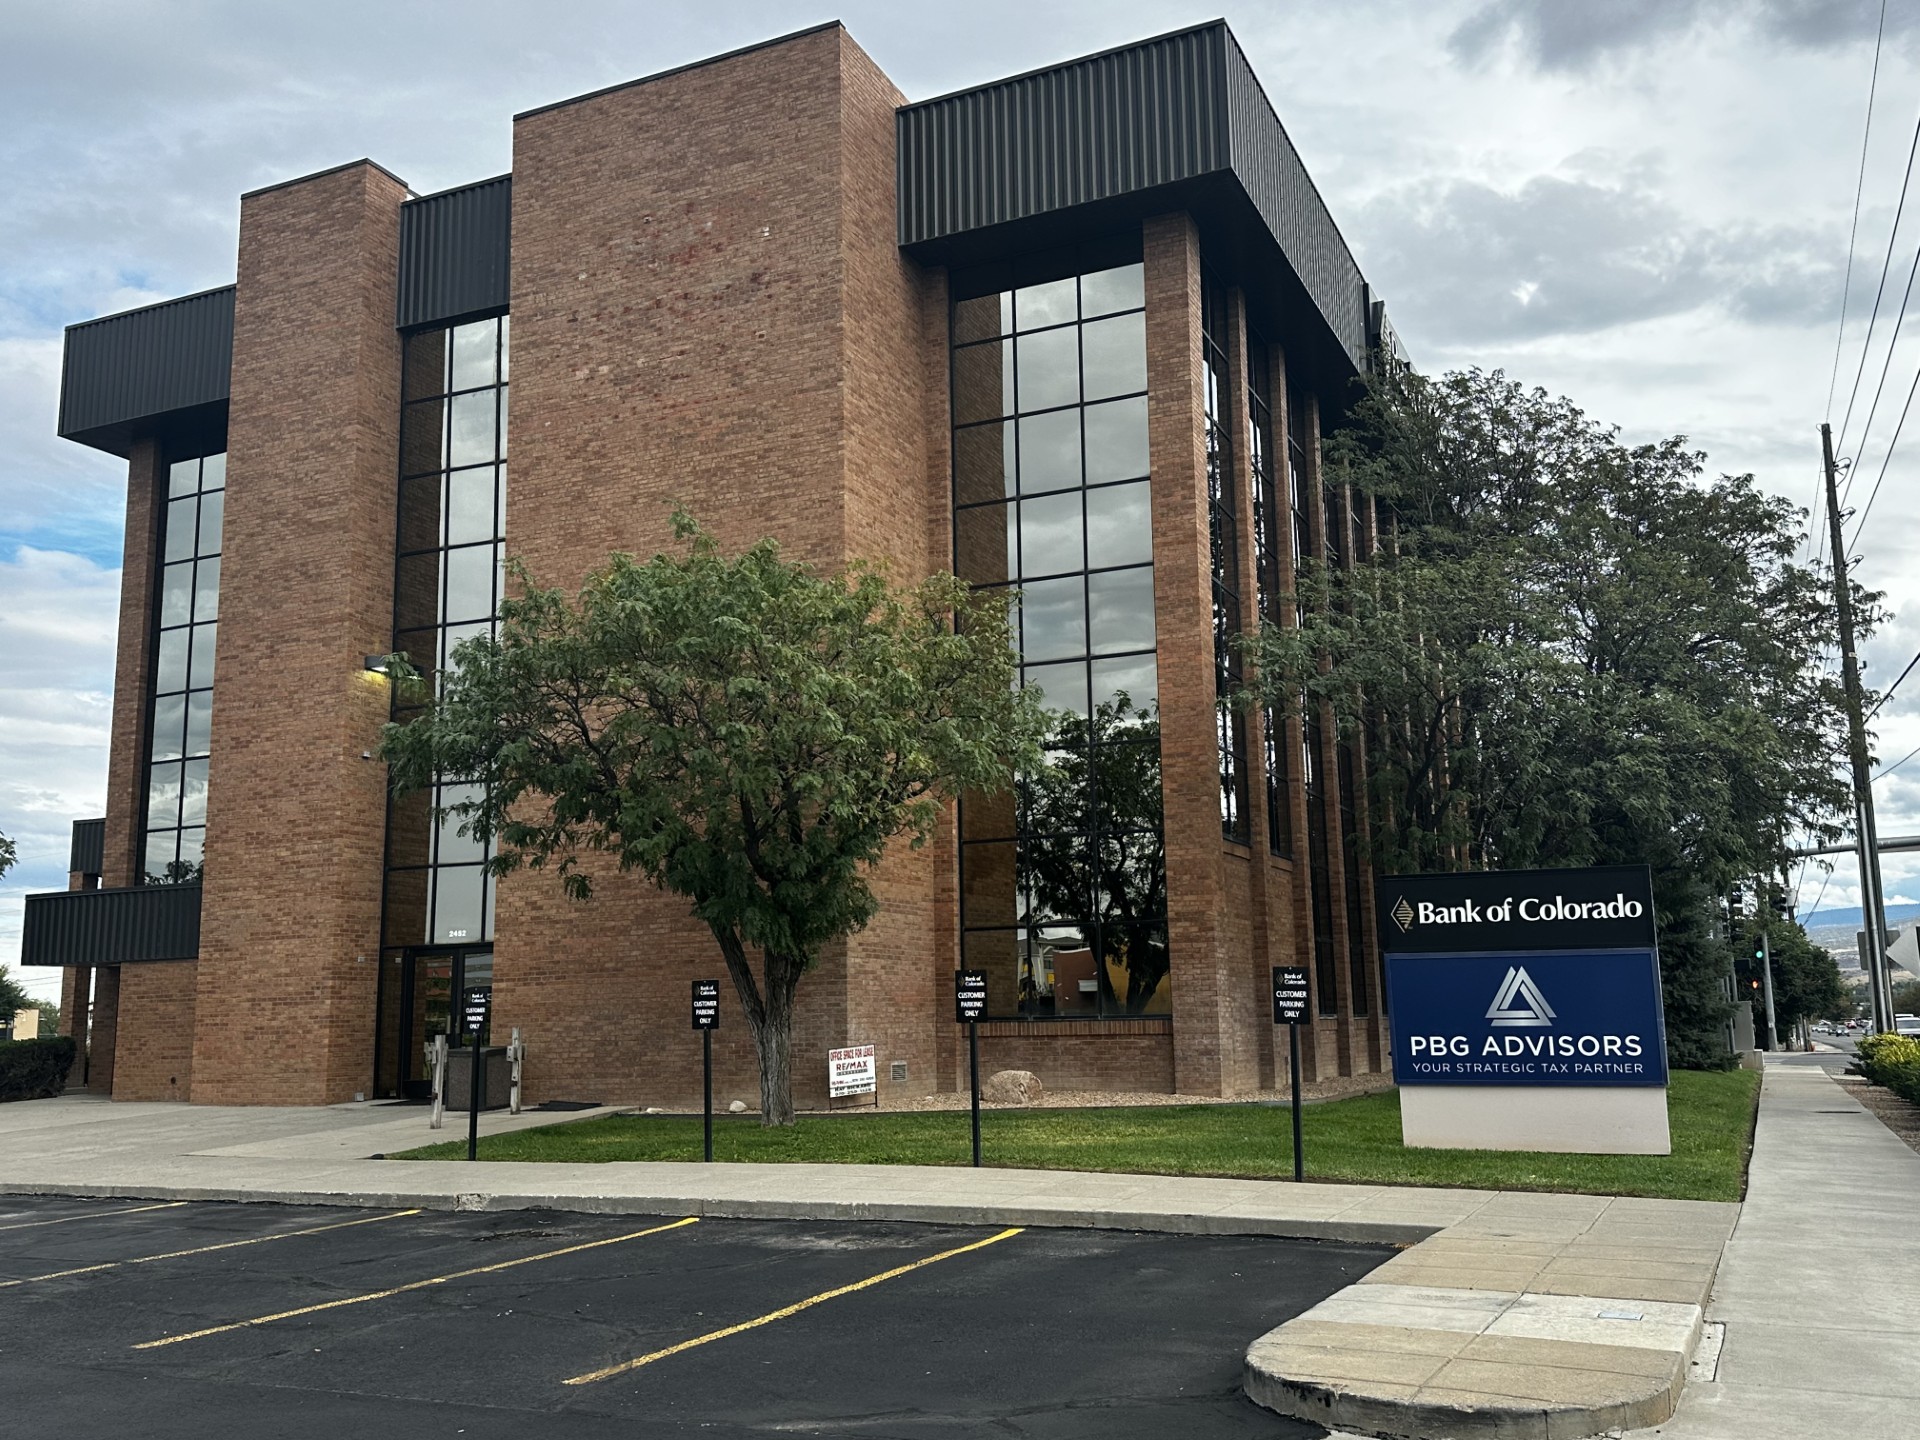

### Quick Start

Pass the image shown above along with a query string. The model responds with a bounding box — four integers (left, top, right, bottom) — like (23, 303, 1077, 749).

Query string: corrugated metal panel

(58, 287, 233, 455)
(898, 24, 1230, 245)
(1220, 32, 1368, 370)
(897, 20, 1375, 374)
(398, 174, 512, 331)
(18, 884, 202, 967)
(68, 819, 105, 878)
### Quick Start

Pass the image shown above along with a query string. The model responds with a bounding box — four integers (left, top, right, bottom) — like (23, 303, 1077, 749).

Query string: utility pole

(1823, 422, 1897, 1033)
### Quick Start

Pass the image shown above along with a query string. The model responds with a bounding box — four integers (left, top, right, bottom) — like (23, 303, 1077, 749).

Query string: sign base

(1400, 1084, 1670, 1155)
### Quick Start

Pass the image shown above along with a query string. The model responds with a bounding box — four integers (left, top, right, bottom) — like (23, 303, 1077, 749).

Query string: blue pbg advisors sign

(1381, 866, 1668, 1089)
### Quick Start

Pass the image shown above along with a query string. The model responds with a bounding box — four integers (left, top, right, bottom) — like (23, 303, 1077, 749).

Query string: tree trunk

(754, 953, 799, 1126)
(709, 926, 802, 1127)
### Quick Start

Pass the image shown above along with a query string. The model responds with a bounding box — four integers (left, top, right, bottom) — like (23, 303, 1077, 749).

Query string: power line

(1836, 108, 1920, 473)
(1831, 0, 1891, 422)
(1843, 232, 1920, 474)
(1847, 357, 1920, 544)
(1875, 738, 1920, 782)
(1867, 646, 1920, 720)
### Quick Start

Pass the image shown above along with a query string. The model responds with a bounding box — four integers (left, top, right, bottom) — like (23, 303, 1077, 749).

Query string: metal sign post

(461, 989, 491, 1163)
(1272, 966, 1309, 1181)
(692, 980, 720, 1162)
(955, 970, 987, 1168)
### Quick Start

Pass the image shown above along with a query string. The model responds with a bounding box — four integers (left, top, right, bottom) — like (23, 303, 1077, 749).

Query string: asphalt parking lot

(0, 1194, 1386, 1438)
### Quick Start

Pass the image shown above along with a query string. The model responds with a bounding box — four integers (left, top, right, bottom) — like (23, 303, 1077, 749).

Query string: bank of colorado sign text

(1380, 866, 1667, 1088)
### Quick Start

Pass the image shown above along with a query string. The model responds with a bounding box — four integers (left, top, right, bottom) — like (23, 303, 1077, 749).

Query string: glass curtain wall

(383, 316, 509, 951)
(1202, 277, 1249, 843)
(143, 452, 225, 884)
(1246, 335, 1290, 856)
(952, 255, 1169, 1020)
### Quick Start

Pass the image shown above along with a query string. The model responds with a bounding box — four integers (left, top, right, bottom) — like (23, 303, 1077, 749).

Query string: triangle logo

(1390, 896, 1414, 932)
(1485, 966, 1556, 1028)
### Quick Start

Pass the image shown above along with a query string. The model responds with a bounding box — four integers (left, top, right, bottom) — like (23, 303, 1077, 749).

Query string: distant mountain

(1800, 903, 1920, 933)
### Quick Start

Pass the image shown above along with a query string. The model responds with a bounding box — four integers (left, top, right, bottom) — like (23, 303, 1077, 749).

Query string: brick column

(1144, 213, 1230, 1096)
(102, 440, 166, 888)
(191, 159, 408, 1105)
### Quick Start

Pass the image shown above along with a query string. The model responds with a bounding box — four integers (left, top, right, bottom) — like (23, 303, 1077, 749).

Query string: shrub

(1852, 1032, 1920, 1105)
(0, 1036, 76, 1102)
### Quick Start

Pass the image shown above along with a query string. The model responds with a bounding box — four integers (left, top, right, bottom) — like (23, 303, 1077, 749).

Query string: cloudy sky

(2, 0, 1917, 1003)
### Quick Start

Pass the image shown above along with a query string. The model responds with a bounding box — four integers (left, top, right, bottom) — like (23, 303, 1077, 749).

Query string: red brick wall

(191, 160, 408, 1105)
(103, 440, 165, 889)
(500, 25, 941, 1108)
(111, 962, 198, 1101)
(87, 966, 120, 1096)
(976, 1020, 1175, 1093)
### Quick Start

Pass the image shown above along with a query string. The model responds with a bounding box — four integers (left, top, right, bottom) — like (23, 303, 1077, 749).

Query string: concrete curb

(0, 1178, 1445, 1246)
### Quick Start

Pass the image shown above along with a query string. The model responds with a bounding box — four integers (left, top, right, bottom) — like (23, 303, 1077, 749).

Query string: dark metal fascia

(398, 174, 512, 331)
(18, 884, 202, 966)
(58, 286, 235, 458)
(68, 819, 105, 878)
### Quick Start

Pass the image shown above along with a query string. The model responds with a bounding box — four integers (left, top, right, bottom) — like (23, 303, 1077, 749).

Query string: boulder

(982, 1069, 1045, 1106)
(728, 1099, 749, 1114)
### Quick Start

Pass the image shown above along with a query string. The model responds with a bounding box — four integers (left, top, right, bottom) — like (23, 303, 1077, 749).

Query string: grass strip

(392, 1066, 1758, 1202)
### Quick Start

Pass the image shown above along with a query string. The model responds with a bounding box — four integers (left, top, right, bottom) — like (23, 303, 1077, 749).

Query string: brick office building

(23, 20, 1401, 1107)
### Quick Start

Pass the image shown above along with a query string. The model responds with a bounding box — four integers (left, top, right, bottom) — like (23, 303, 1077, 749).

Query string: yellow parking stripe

(134, 1215, 699, 1350)
(562, 1226, 1025, 1386)
(0, 1208, 421, 1288)
(0, 1202, 186, 1232)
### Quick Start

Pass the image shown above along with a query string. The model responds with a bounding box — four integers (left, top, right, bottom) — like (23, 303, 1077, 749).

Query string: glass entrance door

(384, 947, 491, 1099)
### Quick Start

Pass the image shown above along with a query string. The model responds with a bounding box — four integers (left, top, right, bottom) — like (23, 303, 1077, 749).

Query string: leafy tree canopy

(382, 514, 1044, 1123)
(0, 965, 33, 1029)
(1246, 368, 1870, 1067)
(0, 830, 14, 882)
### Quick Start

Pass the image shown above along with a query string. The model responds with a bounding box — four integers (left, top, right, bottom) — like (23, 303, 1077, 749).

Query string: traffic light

(1750, 979, 1761, 992)
(1753, 936, 1766, 966)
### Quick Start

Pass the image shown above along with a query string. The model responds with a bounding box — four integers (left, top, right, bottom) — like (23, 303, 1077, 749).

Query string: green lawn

(393, 1067, 1760, 1202)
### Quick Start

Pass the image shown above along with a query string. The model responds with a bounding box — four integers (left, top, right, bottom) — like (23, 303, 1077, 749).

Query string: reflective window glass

(155, 629, 190, 694)
(200, 453, 226, 491)
(185, 690, 212, 758)
(1023, 661, 1090, 721)
(954, 503, 1014, 586)
(1080, 263, 1144, 318)
(1015, 277, 1078, 330)
(1087, 566, 1156, 654)
(449, 319, 498, 392)
(150, 694, 186, 762)
(1018, 492, 1083, 578)
(1015, 326, 1079, 413)
(189, 622, 217, 690)
(176, 827, 205, 869)
(196, 488, 224, 555)
(1092, 654, 1158, 714)
(159, 562, 193, 627)
(952, 341, 1013, 425)
(1085, 482, 1153, 569)
(1080, 313, 1147, 401)
(144, 830, 177, 882)
(446, 391, 497, 469)
(433, 782, 487, 865)
(1018, 576, 1087, 663)
(180, 758, 210, 827)
(168, 459, 200, 498)
(953, 292, 1011, 344)
(1083, 397, 1150, 484)
(954, 422, 1013, 505)
(1017, 409, 1081, 495)
(432, 865, 486, 946)
(147, 762, 183, 829)
(445, 468, 496, 547)
(193, 556, 221, 622)
(164, 498, 198, 562)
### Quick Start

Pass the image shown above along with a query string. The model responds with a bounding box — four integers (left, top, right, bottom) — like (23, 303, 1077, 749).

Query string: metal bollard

(428, 1034, 449, 1130)
(507, 1028, 524, 1114)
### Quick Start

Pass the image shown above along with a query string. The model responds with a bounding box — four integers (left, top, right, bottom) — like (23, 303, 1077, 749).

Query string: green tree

(381, 516, 1042, 1124)
(1246, 369, 1864, 1068)
(1741, 923, 1848, 1045)
(0, 829, 14, 881)
(0, 965, 32, 1030)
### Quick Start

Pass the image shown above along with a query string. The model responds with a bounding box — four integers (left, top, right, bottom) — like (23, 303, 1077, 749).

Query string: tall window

(1247, 335, 1290, 856)
(1203, 276, 1249, 842)
(1289, 385, 1340, 1015)
(384, 315, 509, 948)
(143, 452, 225, 884)
(951, 255, 1168, 1020)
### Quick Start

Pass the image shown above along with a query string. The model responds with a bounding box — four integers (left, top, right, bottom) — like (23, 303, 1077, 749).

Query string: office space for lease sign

(1379, 865, 1668, 1088)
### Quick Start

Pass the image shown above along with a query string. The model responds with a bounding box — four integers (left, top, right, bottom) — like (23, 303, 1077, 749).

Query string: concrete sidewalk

(1622, 1058, 1920, 1440)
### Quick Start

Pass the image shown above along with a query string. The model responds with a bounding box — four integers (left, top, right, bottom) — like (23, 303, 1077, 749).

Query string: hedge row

(0, 1035, 77, 1102)
(1851, 1032, 1920, 1105)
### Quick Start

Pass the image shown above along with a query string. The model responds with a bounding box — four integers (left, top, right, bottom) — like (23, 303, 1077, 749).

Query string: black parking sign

(955, 970, 988, 1023)
(1272, 966, 1309, 1025)
(691, 979, 721, 1031)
